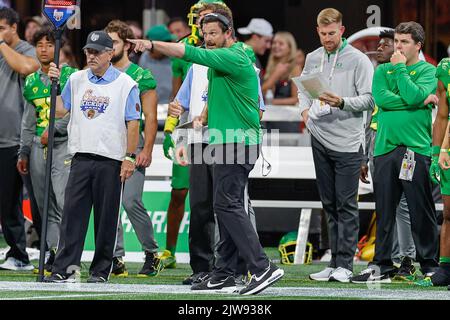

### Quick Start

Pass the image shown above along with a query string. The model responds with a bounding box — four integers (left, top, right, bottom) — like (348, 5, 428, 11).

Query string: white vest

(188, 64, 209, 144)
(67, 70, 136, 161)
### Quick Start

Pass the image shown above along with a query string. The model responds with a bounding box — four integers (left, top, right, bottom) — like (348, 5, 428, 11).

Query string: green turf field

(0, 242, 449, 300)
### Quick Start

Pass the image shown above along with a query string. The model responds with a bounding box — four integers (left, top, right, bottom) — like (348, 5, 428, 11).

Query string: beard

(111, 49, 125, 63)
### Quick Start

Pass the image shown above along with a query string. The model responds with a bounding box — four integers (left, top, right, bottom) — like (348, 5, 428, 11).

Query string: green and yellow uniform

(124, 62, 157, 133)
(373, 61, 437, 157)
(436, 58, 450, 195)
(23, 65, 77, 136)
(171, 39, 193, 190)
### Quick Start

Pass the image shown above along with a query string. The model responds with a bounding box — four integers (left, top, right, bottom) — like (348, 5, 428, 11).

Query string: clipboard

(293, 73, 333, 99)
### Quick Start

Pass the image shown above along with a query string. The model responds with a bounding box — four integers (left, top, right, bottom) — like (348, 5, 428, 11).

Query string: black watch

(126, 152, 136, 159)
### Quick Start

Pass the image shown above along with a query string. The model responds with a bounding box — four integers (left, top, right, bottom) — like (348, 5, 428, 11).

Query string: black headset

(201, 13, 232, 30)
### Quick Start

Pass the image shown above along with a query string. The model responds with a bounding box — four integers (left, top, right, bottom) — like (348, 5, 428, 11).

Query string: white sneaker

(0, 257, 34, 271)
(320, 249, 332, 262)
(309, 267, 335, 281)
(329, 267, 353, 283)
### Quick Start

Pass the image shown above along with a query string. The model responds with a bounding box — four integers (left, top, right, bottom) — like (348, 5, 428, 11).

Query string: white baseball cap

(237, 18, 273, 37)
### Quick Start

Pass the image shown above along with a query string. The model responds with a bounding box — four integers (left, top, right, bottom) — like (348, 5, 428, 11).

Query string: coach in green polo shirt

(129, 11, 283, 296)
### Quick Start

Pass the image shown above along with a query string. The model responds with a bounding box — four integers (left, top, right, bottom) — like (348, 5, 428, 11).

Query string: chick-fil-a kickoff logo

(42, 0, 81, 30)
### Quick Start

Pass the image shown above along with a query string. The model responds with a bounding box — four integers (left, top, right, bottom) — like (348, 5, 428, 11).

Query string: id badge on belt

(312, 99, 331, 117)
(399, 149, 416, 181)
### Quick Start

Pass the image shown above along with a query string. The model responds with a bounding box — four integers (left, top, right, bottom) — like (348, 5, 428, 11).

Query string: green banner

(84, 192, 190, 253)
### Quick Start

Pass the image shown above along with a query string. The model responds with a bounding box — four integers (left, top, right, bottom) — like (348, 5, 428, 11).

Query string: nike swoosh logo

(64, 160, 71, 165)
(206, 281, 225, 288)
(254, 267, 270, 282)
(387, 71, 394, 74)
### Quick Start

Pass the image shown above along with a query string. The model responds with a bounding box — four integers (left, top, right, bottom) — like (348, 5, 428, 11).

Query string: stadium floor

(0, 247, 449, 300)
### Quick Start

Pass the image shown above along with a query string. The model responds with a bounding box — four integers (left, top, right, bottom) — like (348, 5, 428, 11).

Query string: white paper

(293, 73, 333, 99)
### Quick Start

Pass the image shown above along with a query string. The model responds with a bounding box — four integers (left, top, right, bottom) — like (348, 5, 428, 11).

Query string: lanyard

(320, 48, 340, 82)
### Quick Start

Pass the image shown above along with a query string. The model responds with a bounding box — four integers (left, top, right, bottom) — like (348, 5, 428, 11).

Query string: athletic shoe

(415, 268, 450, 287)
(191, 275, 237, 294)
(111, 257, 128, 277)
(309, 267, 336, 282)
(393, 257, 416, 282)
(182, 272, 211, 285)
(235, 273, 251, 286)
(0, 257, 34, 271)
(137, 252, 163, 277)
(87, 275, 107, 283)
(43, 272, 77, 283)
(329, 267, 353, 283)
(44, 248, 57, 274)
(239, 262, 284, 295)
(159, 250, 176, 269)
(350, 267, 392, 284)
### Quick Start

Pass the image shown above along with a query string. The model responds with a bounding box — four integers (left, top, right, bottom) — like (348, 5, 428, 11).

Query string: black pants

(0, 146, 29, 263)
(52, 153, 122, 278)
(311, 136, 362, 271)
(373, 147, 439, 274)
(211, 144, 268, 278)
(188, 143, 216, 274)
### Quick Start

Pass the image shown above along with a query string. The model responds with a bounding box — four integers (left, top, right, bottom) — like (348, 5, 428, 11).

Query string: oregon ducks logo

(410, 71, 416, 76)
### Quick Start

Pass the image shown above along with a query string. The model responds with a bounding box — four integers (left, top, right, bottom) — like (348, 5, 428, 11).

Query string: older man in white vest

(44, 31, 140, 283)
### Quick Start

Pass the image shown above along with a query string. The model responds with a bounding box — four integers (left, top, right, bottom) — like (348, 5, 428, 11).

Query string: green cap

(146, 24, 177, 42)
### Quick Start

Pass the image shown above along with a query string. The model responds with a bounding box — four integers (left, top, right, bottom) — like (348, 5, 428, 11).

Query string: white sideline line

(0, 282, 449, 300)
(0, 293, 128, 300)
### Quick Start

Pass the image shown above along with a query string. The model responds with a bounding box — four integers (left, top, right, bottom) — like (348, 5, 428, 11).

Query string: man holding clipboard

(297, 8, 374, 283)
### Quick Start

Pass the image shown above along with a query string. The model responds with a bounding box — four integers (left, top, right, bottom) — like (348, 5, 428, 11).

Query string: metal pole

(37, 28, 63, 282)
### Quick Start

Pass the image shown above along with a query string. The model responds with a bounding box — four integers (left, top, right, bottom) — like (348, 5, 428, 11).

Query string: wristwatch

(0, 40, 5, 46)
(125, 152, 136, 160)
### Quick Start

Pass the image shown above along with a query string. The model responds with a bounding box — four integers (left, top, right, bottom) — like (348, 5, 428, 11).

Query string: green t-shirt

(23, 65, 77, 137)
(373, 61, 437, 157)
(172, 38, 194, 81)
(436, 58, 450, 112)
(125, 62, 157, 132)
(183, 42, 261, 146)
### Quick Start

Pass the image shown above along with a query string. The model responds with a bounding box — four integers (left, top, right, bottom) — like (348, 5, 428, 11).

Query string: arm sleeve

(394, 63, 437, 106)
(125, 85, 142, 121)
(54, 113, 70, 136)
(19, 101, 36, 157)
(298, 54, 314, 115)
(341, 56, 375, 112)
(175, 66, 193, 111)
(372, 66, 410, 111)
(61, 78, 72, 111)
(183, 45, 240, 75)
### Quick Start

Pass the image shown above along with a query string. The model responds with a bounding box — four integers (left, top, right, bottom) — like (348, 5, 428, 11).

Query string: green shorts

(171, 163, 190, 190)
(441, 166, 450, 196)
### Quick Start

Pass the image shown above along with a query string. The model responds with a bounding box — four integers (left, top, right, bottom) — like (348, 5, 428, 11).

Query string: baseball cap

(146, 24, 177, 42)
(237, 18, 273, 37)
(83, 31, 113, 52)
(25, 15, 45, 27)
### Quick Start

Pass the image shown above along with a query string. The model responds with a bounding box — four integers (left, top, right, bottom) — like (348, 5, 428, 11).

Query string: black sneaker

(111, 257, 128, 277)
(44, 249, 57, 274)
(138, 252, 163, 277)
(350, 267, 392, 284)
(191, 275, 237, 293)
(87, 275, 108, 283)
(182, 272, 210, 285)
(43, 272, 77, 283)
(393, 257, 417, 281)
(239, 262, 284, 296)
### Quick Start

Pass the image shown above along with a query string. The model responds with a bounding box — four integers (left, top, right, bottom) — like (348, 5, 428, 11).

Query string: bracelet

(0, 40, 5, 46)
(149, 40, 154, 53)
(124, 156, 136, 164)
(441, 149, 448, 153)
